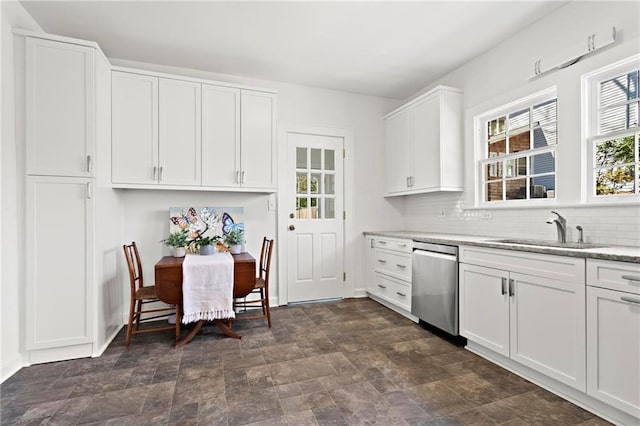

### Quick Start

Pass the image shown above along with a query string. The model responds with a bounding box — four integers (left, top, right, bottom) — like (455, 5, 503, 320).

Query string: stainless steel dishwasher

(411, 242, 459, 336)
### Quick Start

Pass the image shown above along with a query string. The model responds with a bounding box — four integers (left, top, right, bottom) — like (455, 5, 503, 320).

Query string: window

(585, 55, 640, 201)
(477, 88, 557, 205)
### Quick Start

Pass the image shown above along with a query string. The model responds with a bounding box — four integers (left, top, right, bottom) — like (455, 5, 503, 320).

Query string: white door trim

(277, 123, 354, 305)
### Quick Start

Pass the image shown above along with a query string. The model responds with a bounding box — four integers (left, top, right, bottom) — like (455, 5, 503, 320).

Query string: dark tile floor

(1, 298, 611, 425)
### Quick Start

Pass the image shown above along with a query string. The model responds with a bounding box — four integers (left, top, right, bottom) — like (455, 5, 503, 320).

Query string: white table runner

(182, 252, 235, 324)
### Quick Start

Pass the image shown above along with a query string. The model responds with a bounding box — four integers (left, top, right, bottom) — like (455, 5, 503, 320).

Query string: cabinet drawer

(460, 245, 585, 284)
(374, 273, 411, 312)
(374, 237, 412, 253)
(587, 259, 640, 295)
(374, 249, 411, 281)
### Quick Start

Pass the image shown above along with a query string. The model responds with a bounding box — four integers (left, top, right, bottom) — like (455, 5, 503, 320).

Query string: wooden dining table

(154, 252, 256, 347)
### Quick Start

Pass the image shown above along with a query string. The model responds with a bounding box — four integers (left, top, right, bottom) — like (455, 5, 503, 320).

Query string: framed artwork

(169, 206, 244, 245)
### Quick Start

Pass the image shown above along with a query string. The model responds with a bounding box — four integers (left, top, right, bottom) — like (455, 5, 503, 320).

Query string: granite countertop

(363, 231, 640, 264)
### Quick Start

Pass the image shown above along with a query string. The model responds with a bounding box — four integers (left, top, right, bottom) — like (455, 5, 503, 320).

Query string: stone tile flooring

(1, 298, 611, 425)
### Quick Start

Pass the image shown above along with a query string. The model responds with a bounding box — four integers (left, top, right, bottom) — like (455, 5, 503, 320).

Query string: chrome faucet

(546, 211, 567, 243)
(576, 225, 584, 244)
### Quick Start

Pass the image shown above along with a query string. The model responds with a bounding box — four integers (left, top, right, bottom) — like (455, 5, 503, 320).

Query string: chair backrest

(123, 242, 144, 292)
(258, 237, 274, 286)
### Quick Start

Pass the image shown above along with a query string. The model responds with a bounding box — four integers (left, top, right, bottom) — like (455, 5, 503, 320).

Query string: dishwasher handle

(412, 249, 457, 262)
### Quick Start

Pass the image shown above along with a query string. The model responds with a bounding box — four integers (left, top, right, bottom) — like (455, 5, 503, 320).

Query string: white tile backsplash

(402, 192, 640, 247)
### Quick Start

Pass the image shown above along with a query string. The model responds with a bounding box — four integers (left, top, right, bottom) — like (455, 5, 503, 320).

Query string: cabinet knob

(289, 225, 295, 231)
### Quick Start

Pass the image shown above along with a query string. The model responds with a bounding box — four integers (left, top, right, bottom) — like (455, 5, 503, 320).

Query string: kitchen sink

(490, 239, 608, 249)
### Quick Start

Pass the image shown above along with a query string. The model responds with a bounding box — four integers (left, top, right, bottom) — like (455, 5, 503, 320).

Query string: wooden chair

(123, 242, 180, 346)
(232, 237, 274, 327)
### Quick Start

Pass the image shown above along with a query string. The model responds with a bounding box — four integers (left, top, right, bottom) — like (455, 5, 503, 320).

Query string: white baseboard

(367, 293, 418, 322)
(352, 287, 367, 298)
(1, 354, 24, 383)
(466, 342, 639, 426)
(28, 343, 93, 365)
(93, 324, 124, 357)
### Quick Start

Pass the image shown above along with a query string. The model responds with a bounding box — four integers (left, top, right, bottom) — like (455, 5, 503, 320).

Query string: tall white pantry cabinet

(22, 33, 124, 364)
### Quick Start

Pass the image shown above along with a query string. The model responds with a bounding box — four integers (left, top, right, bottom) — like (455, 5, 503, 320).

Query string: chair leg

(175, 304, 181, 343)
(264, 288, 271, 328)
(135, 299, 143, 331)
(126, 297, 136, 347)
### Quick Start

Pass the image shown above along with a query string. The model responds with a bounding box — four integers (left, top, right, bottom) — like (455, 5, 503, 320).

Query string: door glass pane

(296, 147, 307, 169)
(505, 178, 527, 200)
(531, 175, 555, 198)
(596, 166, 635, 195)
(310, 149, 322, 170)
(296, 173, 307, 194)
(310, 197, 320, 219)
(531, 152, 555, 175)
(533, 124, 557, 148)
(532, 99, 556, 127)
(325, 198, 335, 219)
(324, 174, 335, 194)
(325, 150, 335, 171)
(310, 174, 321, 194)
(295, 197, 308, 219)
(486, 181, 503, 202)
(488, 137, 506, 157)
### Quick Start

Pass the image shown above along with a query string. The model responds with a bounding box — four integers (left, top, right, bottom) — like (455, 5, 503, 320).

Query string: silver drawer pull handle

(378, 284, 386, 289)
(396, 264, 406, 269)
(621, 275, 640, 283)
(378, 241, 387, 244)
(397, 243, 407, 247)
(377, 259, 386, 263)
(396, 292, 406, 297)
(621, 296, 640, 305)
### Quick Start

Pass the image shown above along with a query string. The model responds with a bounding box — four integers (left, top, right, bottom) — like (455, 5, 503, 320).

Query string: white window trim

(582, 54, 640, 204)
(474, 87, 558, 208)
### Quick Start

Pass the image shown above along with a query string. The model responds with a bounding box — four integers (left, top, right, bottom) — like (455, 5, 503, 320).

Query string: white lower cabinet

(365, 237, 416, 321)
(459, 246, 586, 391)
(26, 176, 94, 352)
(586, 260, 640, 419)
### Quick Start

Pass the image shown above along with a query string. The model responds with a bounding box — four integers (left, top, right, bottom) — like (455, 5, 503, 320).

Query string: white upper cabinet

(241, 90, 277, 190)
(385, 108, 412, 193)
(202, 84, 240, 187)
(158, 78, 201, 186)
(26, 37, 95, 177)
(111, 71, 158, 184)
(111, 68, 276, 191)
(384, 86, 463, 196)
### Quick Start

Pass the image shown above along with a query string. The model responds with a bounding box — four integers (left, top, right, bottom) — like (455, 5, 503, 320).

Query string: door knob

(289, 225, 295, 231)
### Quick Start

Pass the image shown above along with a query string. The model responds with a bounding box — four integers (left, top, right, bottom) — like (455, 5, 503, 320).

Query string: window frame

(583, 54, 640, 204)
(475, 87, 558, 208)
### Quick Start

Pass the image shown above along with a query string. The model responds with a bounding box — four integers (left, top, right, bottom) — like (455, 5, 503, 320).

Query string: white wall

(403, 1, 640, 246)
(0, 0, 43, 382)
(110, 58, 403, 302)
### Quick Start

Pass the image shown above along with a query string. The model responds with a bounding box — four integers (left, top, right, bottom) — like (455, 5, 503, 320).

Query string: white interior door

(286, 132, 344, 303)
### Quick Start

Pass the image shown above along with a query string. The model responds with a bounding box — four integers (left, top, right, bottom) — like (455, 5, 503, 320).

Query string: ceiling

(19, 1, 567, 99)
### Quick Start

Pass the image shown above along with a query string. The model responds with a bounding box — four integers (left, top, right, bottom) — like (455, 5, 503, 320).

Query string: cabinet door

(240, 90, 276, 189)
(26, 176, 94, 350)
(459, 263, 510, 356)
(365, 237, 376, 294)
(411, 93, 440, 191)
(111, 71, 158, 184)
(510, 272, 586, 390)
(26, 38, 95, 177)
(587, 286, 640, 417)
(384, 108, 412, 193)
(202, 84, 240, 187)
(158, 78, 201, 186)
